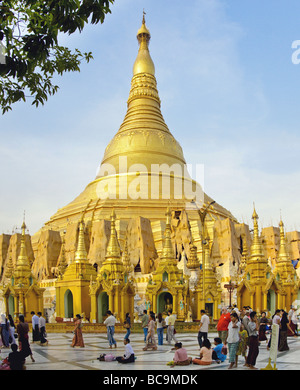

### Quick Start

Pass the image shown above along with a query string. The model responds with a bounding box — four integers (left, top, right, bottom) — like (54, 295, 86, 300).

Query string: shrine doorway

(267, 289, 276, 314)
(157, 292, 173, 315)
(64, 289, 73, 318)
(8, 295, 14, 316)
(97, 292, 109, 323)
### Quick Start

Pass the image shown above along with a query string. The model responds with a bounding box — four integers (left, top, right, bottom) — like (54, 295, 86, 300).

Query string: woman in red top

(216, 308, 231, 344)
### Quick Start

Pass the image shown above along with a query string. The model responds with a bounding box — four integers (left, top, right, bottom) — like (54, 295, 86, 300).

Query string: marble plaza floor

(1, 330, 300, 372)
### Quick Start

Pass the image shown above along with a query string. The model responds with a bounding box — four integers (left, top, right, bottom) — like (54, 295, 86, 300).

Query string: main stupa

(34, 15, 235, 236)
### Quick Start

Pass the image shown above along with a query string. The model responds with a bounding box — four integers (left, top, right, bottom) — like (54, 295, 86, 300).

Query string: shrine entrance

(64, 289, 73, 318)
(157, 292, 173, 315)
(97, 292, 109, 323)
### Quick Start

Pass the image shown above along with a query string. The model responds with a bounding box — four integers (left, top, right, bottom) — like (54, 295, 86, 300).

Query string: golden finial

(161, 207, 175, 262)
(249, 205, 264, 261)
(278, 218, 289, 263)
(105, 209, 121, 260)
(142, 9, 146, 24)
(14, 217, 31, 281)
(75, 220, 88, 263)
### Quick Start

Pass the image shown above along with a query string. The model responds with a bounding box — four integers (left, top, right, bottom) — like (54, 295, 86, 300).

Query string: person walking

(287, 306, 298, 336)
(141, 310, 149, 343)
(143, 313, 157, 351)
(278, 309, 293, 351)
(198, 309, 210, 348)
(224, 312, 241, 369)
(37, 312, 48, 346)
(166, 310, 178, 345)
(31, 311, 40, 343)
(104, 310, 117, 349)
(245, 311, 259, 369)
(8, 314, 17, 345)
(71, 314, 84, 348)
(16, 315, 35, 363)
(156, 313, 165, 345)
(123, 313, 131, 340)
(0, 314, 10, 347)
(216, 307, 231, 345)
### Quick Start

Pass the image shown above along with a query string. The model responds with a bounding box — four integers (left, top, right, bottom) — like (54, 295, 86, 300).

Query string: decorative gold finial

(133, 11, 154, 76)
(161, 207, 175, 262)
(142, 9, 146, 24)
(75, 220, 88, 263)
(105, 209, 121, 260)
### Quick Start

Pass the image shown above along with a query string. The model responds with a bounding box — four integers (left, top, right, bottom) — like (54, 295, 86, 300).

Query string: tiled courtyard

(1, 330, 299, 371)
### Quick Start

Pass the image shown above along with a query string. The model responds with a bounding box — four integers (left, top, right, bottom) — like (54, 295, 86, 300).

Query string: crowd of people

(212, 305, 298, 369)
(0, 304, 298, 369)
(98, 305, 299, 369)
(0, 311, 47, 370)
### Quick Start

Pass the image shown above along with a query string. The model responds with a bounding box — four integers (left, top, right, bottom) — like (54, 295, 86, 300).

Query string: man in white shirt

(166, 310, 178, 345)
(31, 311, 40, 343)
(116, 338, 135, 363)
(198, 309, 210, 348)
(104, 310, 117, 348)
(38, 312, 48, 345)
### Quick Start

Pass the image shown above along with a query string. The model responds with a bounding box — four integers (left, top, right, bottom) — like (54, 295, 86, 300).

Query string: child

(97, 353, 116, 362)
(236, 325, 248, 367)
(212, 337, 227, 363)
(192, 338, 212, 365)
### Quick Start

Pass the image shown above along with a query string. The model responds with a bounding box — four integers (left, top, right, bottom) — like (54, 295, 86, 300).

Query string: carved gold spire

(133, 12, 155, 76)
(98, 16, 186, 178)
(105, 209, 122, 261)
(250, 206, 265, 261)
(74, 220, 88, 263)
(160, 208, 176, 263)
(278, 220, 289, 263)
(14, 221, 32, 282)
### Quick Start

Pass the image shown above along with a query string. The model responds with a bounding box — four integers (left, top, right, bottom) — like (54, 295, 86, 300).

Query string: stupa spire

(249, 205, 265, 261)
(74, 219, 88, 263)
(133, 10, 154, 76)
(161, 207, 176, 263)
(105, 209, 122, 260)
(278, 219, 289, 263)
(14, 219, 32, 283)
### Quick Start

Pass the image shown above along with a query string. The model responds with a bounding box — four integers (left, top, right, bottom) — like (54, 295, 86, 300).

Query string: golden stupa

(35, 14, 235, 233)
(1, 15, 299, 322)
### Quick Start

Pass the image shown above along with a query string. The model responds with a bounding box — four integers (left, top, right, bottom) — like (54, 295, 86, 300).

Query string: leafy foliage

(0, 0, 114, 113)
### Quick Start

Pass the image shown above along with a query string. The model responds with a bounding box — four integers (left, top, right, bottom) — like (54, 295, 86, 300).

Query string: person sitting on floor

(7, 343, 25, 370)
(116, 338, 135, 363)
(168, 342, 192, 367)
(192, 338, 213, 365)
(212, 337, 227, 363)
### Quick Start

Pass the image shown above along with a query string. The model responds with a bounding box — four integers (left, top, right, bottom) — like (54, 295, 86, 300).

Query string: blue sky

(1, 0, 300, 234)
